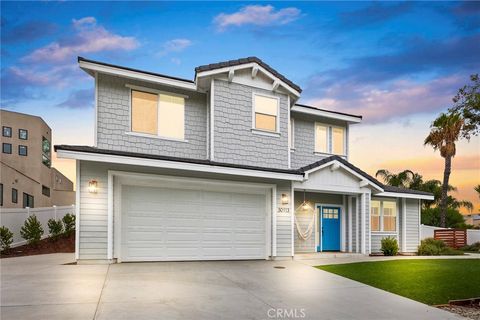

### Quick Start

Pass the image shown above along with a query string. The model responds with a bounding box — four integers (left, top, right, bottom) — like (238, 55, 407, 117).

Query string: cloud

(304, 74, 466, 123)
(56, 89, 94, 109)
(339, 2, 413, 28)
(22, 16, 138, 63)
(214, 5, 301, 31)
(1, 20, 57, 43)
(158, 38, 192, 57)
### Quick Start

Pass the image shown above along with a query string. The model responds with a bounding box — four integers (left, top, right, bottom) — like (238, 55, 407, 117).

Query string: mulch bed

(0, 233, 75, 259)
(437, 305, 480, 320)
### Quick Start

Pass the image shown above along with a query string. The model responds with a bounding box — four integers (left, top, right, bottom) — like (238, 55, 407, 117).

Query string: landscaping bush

(417, 238, 463, 255)
(20, 215, 44, 246)
(461, 242, 480, 253)
(0, 226, 14, 252)
(381, 236, 399, 256)
(48, 219, 64, 240)
(62, 213, 75, 236)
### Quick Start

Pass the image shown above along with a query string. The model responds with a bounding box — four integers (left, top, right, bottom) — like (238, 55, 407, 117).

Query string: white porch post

(341, 195, 346, 252)
(361, 193, 366, 254)
(348, 196, 353, 252)
(402, 198, 407, 252)
(355, 195, 359, 253)
(291, 185, 294, 257)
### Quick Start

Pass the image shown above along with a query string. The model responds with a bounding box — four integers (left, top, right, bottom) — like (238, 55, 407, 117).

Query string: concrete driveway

(1, 253, 461, 320)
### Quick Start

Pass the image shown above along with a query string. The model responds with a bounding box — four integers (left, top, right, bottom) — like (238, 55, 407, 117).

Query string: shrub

(48, 219, 64, 240)
(0, 226, 14, 252)
(461, 242, 480, 253)
(20, 215, 44, 246)
(62, 214, 75, 236)
(381, 236, 399, 256)
(417, 238, 463, 256)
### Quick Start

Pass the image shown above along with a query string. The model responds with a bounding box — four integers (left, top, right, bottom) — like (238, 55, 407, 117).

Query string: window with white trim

(253, 94, 278, 132)
(332, 126, 345, 155)
(131, 90, 185, 140)
(371, 199, 397, 232)
(315, 123, 328, 153)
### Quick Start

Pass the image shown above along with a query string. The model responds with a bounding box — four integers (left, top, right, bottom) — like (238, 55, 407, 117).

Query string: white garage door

(120, 181, 269, 262)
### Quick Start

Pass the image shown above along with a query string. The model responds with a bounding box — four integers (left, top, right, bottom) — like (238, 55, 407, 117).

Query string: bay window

(131, 89, 185, 140)
(370, 199, 397, 232)
(253, 94, 278, 132)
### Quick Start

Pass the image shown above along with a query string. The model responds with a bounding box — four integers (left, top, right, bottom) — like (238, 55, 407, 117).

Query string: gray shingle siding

(213, 79, 289, 169)
(291, 118, 335, 169)
(96, 73, 208, 159)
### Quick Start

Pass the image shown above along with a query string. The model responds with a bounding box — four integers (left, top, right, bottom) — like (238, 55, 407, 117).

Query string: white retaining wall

(0, 205, 75, 247)
(421, 224, 480, 245)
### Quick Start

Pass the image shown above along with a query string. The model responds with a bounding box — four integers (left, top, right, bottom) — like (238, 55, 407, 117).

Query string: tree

(449, 74, 480, 139)
(475, 184, 480, 199)
(424, 112, 464, 227)
(375, 169, 415, 188)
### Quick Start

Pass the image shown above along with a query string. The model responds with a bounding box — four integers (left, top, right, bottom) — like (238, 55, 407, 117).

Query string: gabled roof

(299, 155, 434, 197)
(195, 57, 302, 93)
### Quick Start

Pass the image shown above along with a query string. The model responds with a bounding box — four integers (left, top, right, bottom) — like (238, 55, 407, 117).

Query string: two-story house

(55, 57, 433, 263)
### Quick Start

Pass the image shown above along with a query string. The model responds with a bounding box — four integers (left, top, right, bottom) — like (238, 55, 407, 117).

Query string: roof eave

(291, 105, 362, 123)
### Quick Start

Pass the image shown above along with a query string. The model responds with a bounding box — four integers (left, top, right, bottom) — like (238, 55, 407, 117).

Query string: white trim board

(291, 105, 362, 123)
(375, 192, 434, 200)
(57, 149, 304, 181)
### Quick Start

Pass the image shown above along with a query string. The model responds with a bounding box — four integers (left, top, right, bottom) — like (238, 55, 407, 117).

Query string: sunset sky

(2, 2, 479, 213)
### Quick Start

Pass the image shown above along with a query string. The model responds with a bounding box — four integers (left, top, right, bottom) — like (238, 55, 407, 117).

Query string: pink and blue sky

(1, 2, 479, 212)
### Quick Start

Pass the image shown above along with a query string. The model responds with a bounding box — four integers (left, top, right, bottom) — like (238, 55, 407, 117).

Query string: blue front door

(320, 206, 341, 251)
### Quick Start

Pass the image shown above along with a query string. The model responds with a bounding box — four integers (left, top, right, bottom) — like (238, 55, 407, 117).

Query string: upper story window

(131, 90, 185, 140)
(253, 94, 279, 133)
(42, 137, 51, 167)
(18, 145, 28, 156)
(42, 185, 50, 197)
(315, 123, 346, 156)
(371, 199, 397, 232)
(3, 126, 12, 137)
(19, 129, 28, 140)
(2, 143, 12, 154)
(315, 123, 328, 153)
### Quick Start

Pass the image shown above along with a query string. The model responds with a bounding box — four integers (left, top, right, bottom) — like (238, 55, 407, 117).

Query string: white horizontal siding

(371, 234, 398, 253)
(405, 199, 420, 252)
(276, 182, 292, 257)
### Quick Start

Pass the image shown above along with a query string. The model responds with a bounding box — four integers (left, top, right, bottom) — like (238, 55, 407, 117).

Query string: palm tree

(475, 184, 480, 199)
(424, 112, 464, 227)
(375, 169, 415, 188)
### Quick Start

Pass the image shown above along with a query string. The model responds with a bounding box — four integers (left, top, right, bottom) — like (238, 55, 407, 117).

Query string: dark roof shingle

(195, 57, 302, 93)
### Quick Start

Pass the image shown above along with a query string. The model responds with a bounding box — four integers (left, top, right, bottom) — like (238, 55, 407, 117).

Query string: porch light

(301, 189, 309, 210)
(281, 193, 289, 205)
(88, 180, 98, 193)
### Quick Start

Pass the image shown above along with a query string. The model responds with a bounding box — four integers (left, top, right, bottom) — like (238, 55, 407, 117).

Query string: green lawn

(317, 259, 480, 305)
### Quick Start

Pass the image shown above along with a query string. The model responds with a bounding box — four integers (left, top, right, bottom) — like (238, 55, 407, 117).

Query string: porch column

(348, 196, 352, 252)
(355, 195, 359, 253)
(402, 198, 407, 252)
(361, 193, 366, 254)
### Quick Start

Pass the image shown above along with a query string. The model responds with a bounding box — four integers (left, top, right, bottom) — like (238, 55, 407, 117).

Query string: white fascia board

(304, 160, 384, 192)
(57, 149, 304, 181)
(291, 105, 362, 123)
(196, 62, 301, 98)
(79, 60, 198, 91)
(375, 191, 434, 200)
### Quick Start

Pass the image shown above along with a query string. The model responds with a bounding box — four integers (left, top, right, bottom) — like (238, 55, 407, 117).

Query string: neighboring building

(464, 214, 480, 227)
(0, 110, 74, 208)
(56, 57, 433, 263)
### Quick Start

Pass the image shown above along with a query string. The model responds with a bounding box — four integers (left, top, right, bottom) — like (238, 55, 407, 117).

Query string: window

(2, 126, 12, 137)
(19, 129, 28, 140)
(23, 193, 34, 208)
(42, 185, 50, 197)
(18, 145, 27, 156)
(332, 127, 345, 155)
(253, 94, 278, 132)
(2, 143, 12, 154)
(383, 201, 397, 232)
(12, 188, 18, 203)
(315, 123, 328, 153)
(42, 137, 51, 167)
(370, 199, 397, 232)
(131, 90, 185, 140)
(0, 184, 3, 206)
(289, 118, 295, 149)
(371, 200, 380, 231)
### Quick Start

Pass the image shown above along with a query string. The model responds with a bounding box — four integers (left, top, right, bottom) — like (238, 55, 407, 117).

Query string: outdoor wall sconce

(88, 180, 98, 193)
(281, 193, 289, 205)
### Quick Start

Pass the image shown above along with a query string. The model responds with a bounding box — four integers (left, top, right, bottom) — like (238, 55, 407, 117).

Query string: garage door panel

(120, 184, 268, 261)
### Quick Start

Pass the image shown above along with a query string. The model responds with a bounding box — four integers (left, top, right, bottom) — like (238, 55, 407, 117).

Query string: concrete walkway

(1, 253, 463, 320)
